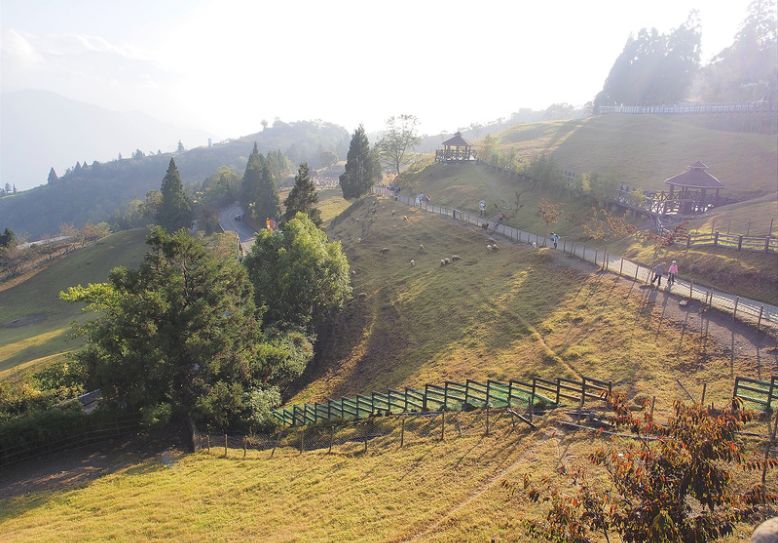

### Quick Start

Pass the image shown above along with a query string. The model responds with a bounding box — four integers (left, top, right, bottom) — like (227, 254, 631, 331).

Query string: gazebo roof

(442, 132, 470, 147)
(664, 162, 724, 189)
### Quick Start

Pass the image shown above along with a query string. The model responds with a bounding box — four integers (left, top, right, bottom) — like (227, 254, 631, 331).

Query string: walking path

(218, 202, 257, 254)
(374, 187, 778, 327)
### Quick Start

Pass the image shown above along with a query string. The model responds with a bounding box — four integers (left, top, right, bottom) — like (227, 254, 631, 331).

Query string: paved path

(218, 202, 257, 254)
(375, 187, 778, 327)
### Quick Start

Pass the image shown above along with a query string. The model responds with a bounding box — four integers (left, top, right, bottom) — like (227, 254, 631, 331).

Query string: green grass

(0, 197, 768, 542)
(688, 193, 778, 236)
(0, 229, 148, 377)
(495, 115, 778, 200)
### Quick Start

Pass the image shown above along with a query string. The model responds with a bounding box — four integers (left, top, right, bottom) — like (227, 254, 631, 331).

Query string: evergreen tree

(339, 125, 380, 199)
(12, 184, 17, 194)
(157, 158, 193, 231)
(241, 143, 262, 208)
(283, 163, 321, 225)
(47, 168, 59, 185)
(4, 182, 11, 194)
(0, 228, 16, 249)
(254, 154, 280, 225)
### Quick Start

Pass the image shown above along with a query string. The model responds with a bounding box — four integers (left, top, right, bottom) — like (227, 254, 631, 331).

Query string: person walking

(550, 232, 560, 249)
(479, 200, 486, 217)
(667, 260, 678, 287)
(650, 261, 665, 287)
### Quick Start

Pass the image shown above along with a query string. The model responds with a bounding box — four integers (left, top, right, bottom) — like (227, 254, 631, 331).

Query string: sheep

(391, 210, 396, 216)
(358, 292, 368, 299)
(440, 259, 446, 267)
(418, 244, 425, 252)
(491, 244, 500, 251)
(444, 257, 451, 265)
(451, 255, 461, 261)
(487, 237, 497, 243)
(486, 244, 493, 251)
(410, 259, 416, 267)
(402, 215, 409, 222)
(379, 247, 390, 255)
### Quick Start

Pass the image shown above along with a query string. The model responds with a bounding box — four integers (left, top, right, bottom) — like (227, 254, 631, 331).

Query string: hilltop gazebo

(663, 161, 724, 215)
(435, 132, 477, 162)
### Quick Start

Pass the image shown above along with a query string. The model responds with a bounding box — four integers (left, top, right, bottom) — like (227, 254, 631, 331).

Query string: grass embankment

(0, 229, 148, 379)
(294, 195, 762, 410)
(400, 162, 778, 305)
(688, 193, 778, 236)
(495, 114, 778, 200)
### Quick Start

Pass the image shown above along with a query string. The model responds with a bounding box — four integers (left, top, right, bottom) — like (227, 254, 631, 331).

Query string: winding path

(218, 202, 257, 254)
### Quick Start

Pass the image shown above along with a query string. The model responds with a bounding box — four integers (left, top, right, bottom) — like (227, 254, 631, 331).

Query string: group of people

(650, 260, 679, 288)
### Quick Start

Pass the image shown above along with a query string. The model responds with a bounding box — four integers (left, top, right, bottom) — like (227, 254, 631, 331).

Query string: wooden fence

(734, 376, 778, 412)
(272, 375, 612, 428)
(597, 102, 776, 115)
(679, 230, 778, 254)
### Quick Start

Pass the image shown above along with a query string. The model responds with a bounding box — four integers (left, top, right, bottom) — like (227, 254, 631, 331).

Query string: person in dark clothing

(650, 261, 665, 287)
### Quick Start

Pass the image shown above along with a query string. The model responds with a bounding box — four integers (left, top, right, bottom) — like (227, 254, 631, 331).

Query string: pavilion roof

(442, 132, 470, 147)
(664, 162, 724, 189)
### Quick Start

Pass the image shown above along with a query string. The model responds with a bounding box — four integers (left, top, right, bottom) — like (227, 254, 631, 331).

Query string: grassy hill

(494, 114, 778, 200)
(0, 229, 148, 380)
(1, 195, 768, 542)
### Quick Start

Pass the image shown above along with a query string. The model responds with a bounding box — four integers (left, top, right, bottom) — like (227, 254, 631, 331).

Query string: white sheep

(410, 259, 416, 267)
(451, 255, 461, 261)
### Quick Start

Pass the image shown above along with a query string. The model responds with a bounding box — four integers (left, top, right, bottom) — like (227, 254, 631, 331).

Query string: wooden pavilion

(663, 161, 724, 214)
(435, 132, 477, 162)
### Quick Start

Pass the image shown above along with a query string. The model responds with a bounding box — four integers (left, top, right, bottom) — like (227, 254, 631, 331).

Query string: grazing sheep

(451, 255, 461, 261)
(491, 244, 500, 251)
(418, 244, 425, 252)
(444, 257, 451, 265)
(380, 247, 390, 255)
(358, 292, 368, 299)
(410, 259, 415, 267)
(402, 216, 409, 222)
(486, 244, 493, 251)
(440, 259, 446, 266)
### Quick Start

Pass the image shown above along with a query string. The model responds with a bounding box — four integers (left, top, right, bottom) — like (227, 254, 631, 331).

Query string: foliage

(339, 125, 381, 199)
(512, 395, 773, 542)
(0, 228, 16, 249)
(378, 114, 421, 176)
(244, 213, 351, 330)
(699, 0, 777, 103)
(47, 167, 58, 185)
(537, 199, 563, 226)
(582, 207, 637, 241)
(283, 163, 321, 225)
(594, 14, 701, 108)
(59, 228, 303, 430)
(241, 143, 280, 224)
(157, 158, 193, 232)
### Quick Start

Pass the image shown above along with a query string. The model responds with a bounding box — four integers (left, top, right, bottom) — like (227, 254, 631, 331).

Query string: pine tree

(241, 143, 262, 207)
(339, 125, 380, 199)
(4, 182, 11, 194)
(47, 168, 59, 185)
(157, 158, 193, 231)
(284, 163, 321, 225)
(254, 153, 280, 225)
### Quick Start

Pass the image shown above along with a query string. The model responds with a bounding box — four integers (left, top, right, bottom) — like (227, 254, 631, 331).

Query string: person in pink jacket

(667, 260, 679, 287)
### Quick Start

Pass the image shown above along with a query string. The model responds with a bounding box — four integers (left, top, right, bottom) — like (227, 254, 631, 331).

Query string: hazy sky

(1, 0, 754, 138)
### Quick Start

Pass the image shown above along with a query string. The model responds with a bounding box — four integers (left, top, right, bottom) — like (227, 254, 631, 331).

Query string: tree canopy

(244, 213, 351, 330)
(60, 228, 310, 430)
(594, 14, 701, 108)
(378, 115, 421, 176)
(241, 143, 280, 225)
(283, 163, 321, 225)
(157, 158, 193, 231)
(339, 125, 381, 199)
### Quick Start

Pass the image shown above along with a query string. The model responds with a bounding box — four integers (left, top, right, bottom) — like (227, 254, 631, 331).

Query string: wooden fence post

(634, 265, 639, 282)
(619, 257, 624, 275)
(738, 235, 743, 251)
(364, 424, 369, 453)
(440, 411, 446, 441)
(329, 425, 334, 453)
(224, 434, 228, 457)
(713, 231, 719, 246)
(649, 396, 656, 420)
(689, 281, 694, 300)
(243, 436, 247, 458)
(206, 435, 210, 452)
(299, 428, 305, 454)
(594, 250, 598, 267)
(400, 417, 405, 448)
(733, 297, 740, 321)
(757, 306, 764, 332)
(579, 378, 587, 421)
(485, 406, 491, 435)
(529, 380, 537, 424)
(700, 383, 707, 405)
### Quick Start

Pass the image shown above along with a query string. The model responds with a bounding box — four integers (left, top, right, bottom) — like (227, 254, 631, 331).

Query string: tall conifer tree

(157, 158, 193, 231)
(254, 155, 280, 225)
(47, 168, 58, 185)
(339, 125, 379, 199)
(283, 163, 320, 225)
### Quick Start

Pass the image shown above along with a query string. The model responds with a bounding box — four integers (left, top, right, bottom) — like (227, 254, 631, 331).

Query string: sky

(0, 0, 754, 139)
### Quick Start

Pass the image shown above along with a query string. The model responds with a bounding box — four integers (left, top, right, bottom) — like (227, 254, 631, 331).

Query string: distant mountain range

(1, 89, 213, 190)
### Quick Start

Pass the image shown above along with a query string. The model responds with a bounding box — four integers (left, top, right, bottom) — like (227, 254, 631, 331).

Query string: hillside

(0, 120, 349, 238)
(0, 195, 770, 542)
(494, 114, 778, 200)
(0, 229, 148, 380)
(399, 161, 778, 305)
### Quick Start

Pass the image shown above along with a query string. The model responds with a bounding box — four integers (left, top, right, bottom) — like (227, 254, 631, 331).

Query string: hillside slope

(495, 114, 778, 200)
(0, 229, 148, 379)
